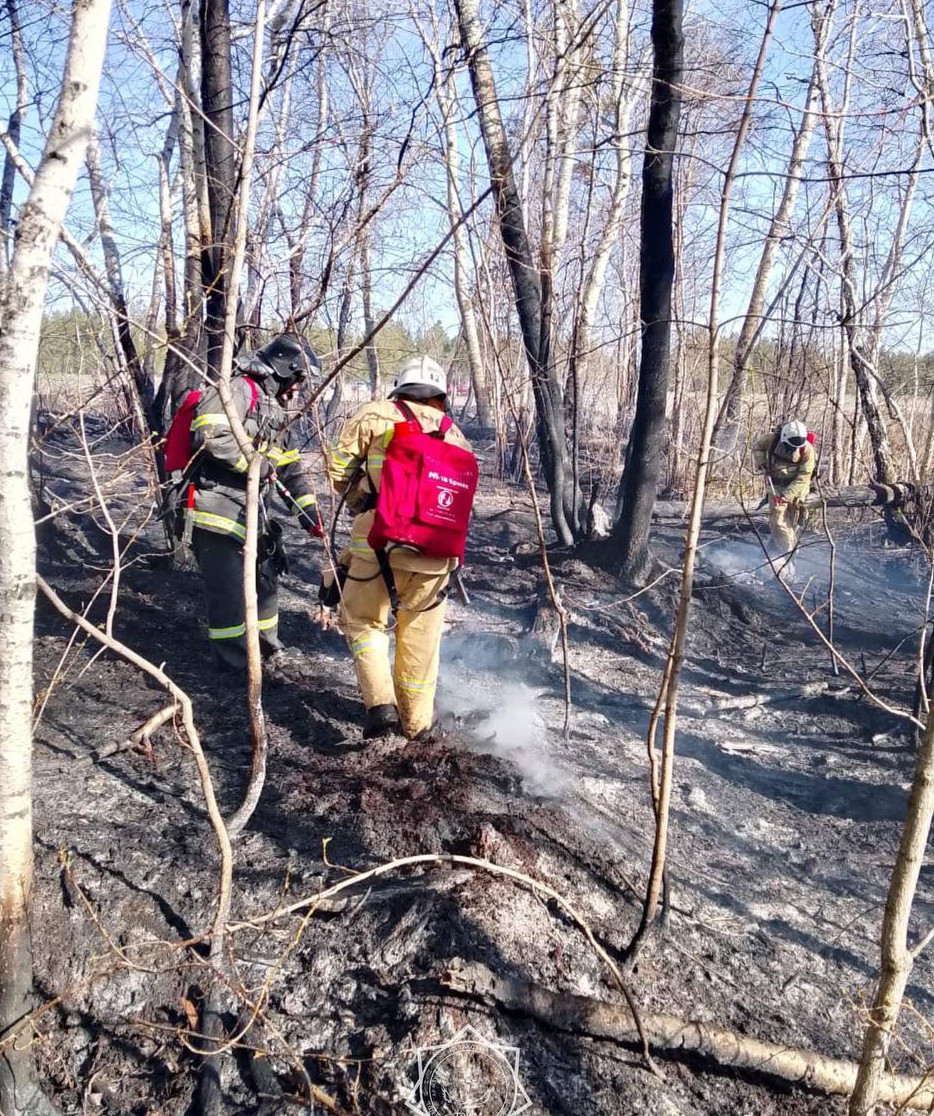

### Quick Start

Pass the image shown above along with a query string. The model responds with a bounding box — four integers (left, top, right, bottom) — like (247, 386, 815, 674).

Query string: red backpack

(368, 401, 478, 562)
(164, 377, 258, 473)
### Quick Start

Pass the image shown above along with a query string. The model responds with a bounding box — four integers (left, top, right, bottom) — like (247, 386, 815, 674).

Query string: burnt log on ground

(442, 961, 934, 1110)
(652, 482, 917, 525)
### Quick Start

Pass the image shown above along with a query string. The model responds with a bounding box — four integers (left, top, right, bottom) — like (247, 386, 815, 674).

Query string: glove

(318, 563, 348, 608)
(296, 507, 324, 537)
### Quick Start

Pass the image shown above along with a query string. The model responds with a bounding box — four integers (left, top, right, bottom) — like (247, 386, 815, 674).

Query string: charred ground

(26, 417, 934, 1114)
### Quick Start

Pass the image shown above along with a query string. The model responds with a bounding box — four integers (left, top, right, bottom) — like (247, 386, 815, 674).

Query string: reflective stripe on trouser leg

(339, 558, 396, 710)
(192, 529, 247, 652)
(192, 528, 282, 653)
(208, 623, 246, 640)
(257, 553, 281, 649)
(769, 501, 797, 555)
(392, 568, 449, 737)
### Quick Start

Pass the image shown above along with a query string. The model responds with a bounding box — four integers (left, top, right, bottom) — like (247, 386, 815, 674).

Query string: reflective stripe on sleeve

(330, 448, 356, 468)
(263, 445, 299, 467)
(292, 493, 317, 512)
(191, 413, 232, 431)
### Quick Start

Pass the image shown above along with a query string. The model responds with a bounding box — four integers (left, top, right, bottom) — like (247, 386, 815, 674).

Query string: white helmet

(389, 355, 447, 401)
(780, 419, 808, 450)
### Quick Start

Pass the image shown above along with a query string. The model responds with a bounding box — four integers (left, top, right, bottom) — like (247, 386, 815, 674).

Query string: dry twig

(228, 851, 656, 1071)
(36, 575, 232, 939)
(75, 703, 176, 765)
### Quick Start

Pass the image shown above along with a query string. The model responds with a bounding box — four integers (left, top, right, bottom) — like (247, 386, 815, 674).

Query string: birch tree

(0, 3, 112, 1111)
(85, 129, 159, 434)
(0, 0, 27, 279)
(454, 0, 580, 545)
(567, 0, 645, 508)
(814, 1, 897, 487)
(711, 44, 823, 455)
(419, 8, 493, 428)
(849, 697, 934, 1113)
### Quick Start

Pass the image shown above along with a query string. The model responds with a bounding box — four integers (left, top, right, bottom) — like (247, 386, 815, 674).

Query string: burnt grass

(28, 420, 934, 1114)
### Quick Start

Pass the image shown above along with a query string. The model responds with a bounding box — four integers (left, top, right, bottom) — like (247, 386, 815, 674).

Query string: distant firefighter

(752, 419, 816, 572)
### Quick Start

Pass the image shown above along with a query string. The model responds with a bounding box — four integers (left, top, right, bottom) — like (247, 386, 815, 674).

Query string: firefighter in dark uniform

(185, 334, 322, 670)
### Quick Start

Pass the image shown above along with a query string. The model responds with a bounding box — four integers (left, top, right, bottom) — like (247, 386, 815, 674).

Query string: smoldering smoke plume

(440, 632, 568, 796)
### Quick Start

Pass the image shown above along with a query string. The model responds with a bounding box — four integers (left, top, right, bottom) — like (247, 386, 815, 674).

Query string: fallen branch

(227, 851, 655, 1071)
(37, 575, 232, 939)
(442, 960, 934, 1110)
(680, 681, 840, 718)
(75, 704, 176, 765)
(652, 482, 917, 525)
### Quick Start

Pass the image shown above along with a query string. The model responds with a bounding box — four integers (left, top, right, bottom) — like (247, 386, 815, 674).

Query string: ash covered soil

(28, 418, 934, 1114)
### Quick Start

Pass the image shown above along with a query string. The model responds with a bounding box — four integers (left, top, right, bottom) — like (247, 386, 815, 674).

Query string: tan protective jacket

(752, 430, 816, 504)
(327, 398, 472, 573)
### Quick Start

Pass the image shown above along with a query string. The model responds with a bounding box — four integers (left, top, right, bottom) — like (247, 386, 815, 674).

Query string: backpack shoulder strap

(374, 547, 401, 614)
(393, 399, 418, 425)
(770, 429, 782, 458)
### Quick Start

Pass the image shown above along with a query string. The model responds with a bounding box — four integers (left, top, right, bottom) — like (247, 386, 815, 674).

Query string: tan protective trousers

(769, 500, 800, 555)
(339, 557, 449, 737)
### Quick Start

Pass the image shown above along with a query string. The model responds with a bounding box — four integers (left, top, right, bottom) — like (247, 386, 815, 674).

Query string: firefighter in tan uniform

(752, 419, 816, 570)
(327, 357, 472, 741)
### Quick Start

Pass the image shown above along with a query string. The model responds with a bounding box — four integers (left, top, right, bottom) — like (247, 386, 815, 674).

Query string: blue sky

(3, 0, 933, 357)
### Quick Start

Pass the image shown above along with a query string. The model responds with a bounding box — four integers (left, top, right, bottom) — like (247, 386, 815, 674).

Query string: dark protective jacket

(188, 374, 318, 540)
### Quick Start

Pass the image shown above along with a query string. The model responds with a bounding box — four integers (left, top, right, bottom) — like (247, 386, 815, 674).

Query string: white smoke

(700, 539, 769, 583)
(439, 634, 567, 795)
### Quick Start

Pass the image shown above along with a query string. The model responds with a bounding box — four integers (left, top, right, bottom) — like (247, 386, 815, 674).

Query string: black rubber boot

(363, 704, 400, 739)
(260, 632, 286, 657)
(263, 646, 307, 684)
(211, 642, 248, 671)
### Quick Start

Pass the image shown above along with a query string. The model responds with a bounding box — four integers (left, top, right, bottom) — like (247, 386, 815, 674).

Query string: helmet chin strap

(277, 380, 300, 403)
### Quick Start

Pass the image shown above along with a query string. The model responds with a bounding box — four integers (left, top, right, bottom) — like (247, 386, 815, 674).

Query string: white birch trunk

(0, 2, 111, 1111)
(849, 700, 934, 1113)
(571, 0, 644, 426)
(814, 2, 896, 485)
(424, 15, 491, 426)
